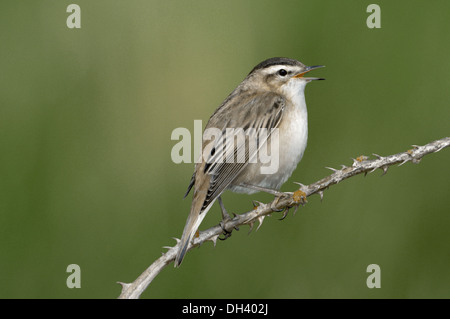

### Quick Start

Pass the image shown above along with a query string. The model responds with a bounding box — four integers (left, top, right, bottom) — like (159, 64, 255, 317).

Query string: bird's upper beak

(293, 65, 325, 81)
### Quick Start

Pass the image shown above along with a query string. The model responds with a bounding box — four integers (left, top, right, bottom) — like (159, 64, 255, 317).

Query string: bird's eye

(278, 69, 287, 76)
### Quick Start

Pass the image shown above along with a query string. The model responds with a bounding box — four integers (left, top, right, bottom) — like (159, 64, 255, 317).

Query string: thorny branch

(118, 136, 450, 299)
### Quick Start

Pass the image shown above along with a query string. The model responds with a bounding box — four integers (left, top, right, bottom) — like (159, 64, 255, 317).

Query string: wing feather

(197, 91, 285, 211)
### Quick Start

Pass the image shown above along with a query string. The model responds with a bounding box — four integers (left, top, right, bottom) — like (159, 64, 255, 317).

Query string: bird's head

(244, 57, 325, 95)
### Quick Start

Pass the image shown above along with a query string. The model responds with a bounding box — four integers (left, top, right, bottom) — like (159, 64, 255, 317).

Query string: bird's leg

(218, 196, 231, 221)
(240, 183, 291, 212)
(217, 196, 235, 240)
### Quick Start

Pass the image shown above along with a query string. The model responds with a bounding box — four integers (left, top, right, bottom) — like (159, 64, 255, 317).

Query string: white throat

(281, 79, 308, 107)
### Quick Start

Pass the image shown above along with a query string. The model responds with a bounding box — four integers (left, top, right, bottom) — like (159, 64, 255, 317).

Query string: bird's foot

(271, 192, 292, 212)
(219, 218, 233, 241)
(240, 183, 292, 212)
(219, 213, 239, 240)
(278, 189, 307, 220)
(217, 197, 238, 240)
(278, 206, 290, 220)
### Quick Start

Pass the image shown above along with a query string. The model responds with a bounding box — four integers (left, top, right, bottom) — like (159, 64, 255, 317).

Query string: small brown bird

(175, 57, 324, 266)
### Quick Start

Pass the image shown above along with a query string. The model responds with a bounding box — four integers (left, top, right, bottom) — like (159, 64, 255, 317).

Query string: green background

(0, 0, 449, 298)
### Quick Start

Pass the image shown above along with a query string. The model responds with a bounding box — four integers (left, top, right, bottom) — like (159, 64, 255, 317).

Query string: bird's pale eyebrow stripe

(262, 65, 297, 75)
(248, 58, 301, 75)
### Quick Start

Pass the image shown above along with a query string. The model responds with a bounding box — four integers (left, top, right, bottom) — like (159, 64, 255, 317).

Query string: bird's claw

(219, 219, 233, 240)
(218, 213, 239, 240)
(278, 189, 306, 220)
(278, 206, 290, 220)
(270, 192, 291, 212)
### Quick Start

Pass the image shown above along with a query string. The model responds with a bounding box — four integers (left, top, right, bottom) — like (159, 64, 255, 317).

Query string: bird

(175, 57, 324, 267)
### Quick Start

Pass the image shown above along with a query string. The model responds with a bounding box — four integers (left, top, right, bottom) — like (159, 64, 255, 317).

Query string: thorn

(209, 234, 219, 247)
(293, 182, 306, 189)
(398, 159, 409, 166)
(341, 165, 347, 169)
(411, 144, 419, 148)
(256, 215, 265, 231)
(351, 158, 359, 166)
(318, 190, 324, 202)
(172, 237, 180, 244)
(372, 153, 383, 159)
(434, 146, 445, 153)
(252, 200, 264, 208)
(325, 166, 338, 172)
(292, 205, 299, 216)
(381, 165, 388, 176)
(368, 166, 377, 174)
(117, 281, 131, 290)
(162, 246, 173, 250)
(247, 221, 254, 235)
(412, 157, 422, 164)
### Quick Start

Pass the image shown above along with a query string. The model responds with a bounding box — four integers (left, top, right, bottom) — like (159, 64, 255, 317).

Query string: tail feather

(174, 199, 215, 267)
(175, 235, 191, 267)
(174, 213, 205, 267)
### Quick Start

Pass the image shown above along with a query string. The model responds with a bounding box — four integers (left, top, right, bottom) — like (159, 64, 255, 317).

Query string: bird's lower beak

(293, 65, 325, 81)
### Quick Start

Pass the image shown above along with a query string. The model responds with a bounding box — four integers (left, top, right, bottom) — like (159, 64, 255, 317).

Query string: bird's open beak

(293, 65, 325, 81)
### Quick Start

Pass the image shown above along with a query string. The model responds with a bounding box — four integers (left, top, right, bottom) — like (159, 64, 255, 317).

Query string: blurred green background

(0, 0, 449, 299)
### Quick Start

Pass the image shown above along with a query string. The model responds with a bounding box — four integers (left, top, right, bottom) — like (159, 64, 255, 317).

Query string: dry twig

(118, 136, 450, 299)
